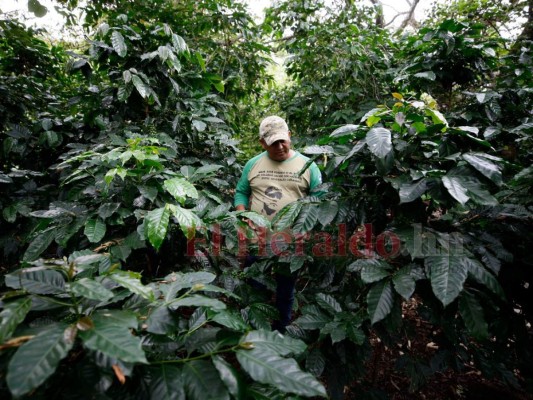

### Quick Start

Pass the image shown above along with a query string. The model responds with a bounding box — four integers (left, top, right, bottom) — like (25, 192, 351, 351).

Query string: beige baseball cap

(259, 116, 290, 146)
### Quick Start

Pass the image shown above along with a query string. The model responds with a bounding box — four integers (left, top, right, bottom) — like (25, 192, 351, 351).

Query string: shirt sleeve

(309, 162, 323, 191)
(234, 156, 260, 208)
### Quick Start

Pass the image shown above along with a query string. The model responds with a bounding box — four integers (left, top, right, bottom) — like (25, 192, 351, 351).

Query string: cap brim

(264, 132, 290, 146)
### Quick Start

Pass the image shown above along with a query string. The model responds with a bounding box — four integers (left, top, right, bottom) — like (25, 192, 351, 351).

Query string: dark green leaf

(459, 292, 489, 340)
(294, 305, 331, 330)
(236, 347, 326, 398)
(132, 75, 149, 98)
(306, 348, 325, 377)
(168, 295, 226, 311)
(23, 229, 55, 262)
(84, 218, 107, 243)
(213, 356, 243, 400)
(361, 261, 391, 283)
(5, 267, 65, 295)
(108, 270, 155, 301)
(272, 202, 303, 231)
(27, 0, 47, 17)
(399, 179, 428, 204)
(183, 360, 230, 400)
(70, 278, 114, 302)
(211, 310, 249, 331)
(462, 153, 502, 186)
(317, 200, 338, 227)
(367, 280, 394, 324)
(146, 306, 178, 335)
(7, 324, 74, 397)
(392, 267, 416, 300)
(442, 176, 469, 205)
(465, 258, 505, 300)
(240, 330, 306, 356)
(80, 311, 147, 364)
(0, 297, 32, 343)
(425, 256, 469, 306)
(292, 204, 319, 234)
(149, 365, 185, 400)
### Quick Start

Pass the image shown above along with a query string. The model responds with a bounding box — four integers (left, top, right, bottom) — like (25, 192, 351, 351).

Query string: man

(234, 115, 322, 332)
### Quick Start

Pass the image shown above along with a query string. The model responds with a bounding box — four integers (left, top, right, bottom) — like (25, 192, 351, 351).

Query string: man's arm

(309, 162, 323, 194)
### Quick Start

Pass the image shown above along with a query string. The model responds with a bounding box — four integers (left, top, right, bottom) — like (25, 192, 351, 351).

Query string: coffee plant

(1, 0, 532, 398)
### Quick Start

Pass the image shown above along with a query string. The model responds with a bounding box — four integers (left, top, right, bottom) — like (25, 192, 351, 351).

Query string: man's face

(261, 138, 291, 161)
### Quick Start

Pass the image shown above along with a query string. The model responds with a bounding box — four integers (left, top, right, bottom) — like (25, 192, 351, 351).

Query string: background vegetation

(1, 0, 532, 398)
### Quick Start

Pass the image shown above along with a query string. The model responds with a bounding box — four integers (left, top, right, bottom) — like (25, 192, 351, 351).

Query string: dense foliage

(1, 0, 532, 399)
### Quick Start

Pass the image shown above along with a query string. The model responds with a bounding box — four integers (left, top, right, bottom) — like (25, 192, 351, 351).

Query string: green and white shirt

(234, 151, 322, 220)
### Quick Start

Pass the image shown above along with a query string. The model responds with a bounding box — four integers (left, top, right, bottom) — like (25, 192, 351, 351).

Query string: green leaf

(172, 34, 188, 53)
(272, 202, 303, 231)
(23, 229, 56, 262)
(163, 271, 217, 301)
(79, 311, 147, 364)
(392, 267, 416, 300)
(168, 205, 200, 237)
(158, 45, 171, 61)
(459, 292, 489, 340)
(149, 365, 185, 400)
(465, 258, 505, 300)
(316, 293, 342, 314)
(367, 280, 394, 324)
(306, 348, 326, 377)
(195, 52, 206, 71)
(426, 108, 448, 126)
(69, 278, 114, 302)
(462, 153, 502, 186)
(238, 212, 271, 228)
(399, 179, 428, 204)
(145, 206, 171, 250)
(240, 330, 306, 356)
(164, 177, 199, 204)
(146, 306, 178, 335)
(330, 124, 360, 137)
(425, 256, 469, 306)
(108, 270, 155, 301)
(458, 176, 498, 206)
(7, 324, 74, 397)
(211, 310, 249, 331)
(168, 295, 226, 311)
(213, 81, 225, 93)
(294, 305, 331, 330)
(442, 176, 469, 205)
(361, 261, 391, 283)
(292, 204, 319, 234)
(5, 267, 65, 295)
(321, 321, 346, 344)
(317, 200, 338, 227)
(213, 356, 243, 399)
(27, 0, 48, 17)
(192, 120, 207, 132)
(0, 297, 32, 343)
(183, 360, 230, 400)
(111, 30, 127, 57)
(84, 218, 107, 243)
(414, 71, 436, 80)
(132, 74, 149, 98)
(236, 347, 327, 398)
(366, 127, 392, 158)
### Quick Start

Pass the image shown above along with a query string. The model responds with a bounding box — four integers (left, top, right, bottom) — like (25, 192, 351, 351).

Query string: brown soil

(347, 297, 533, 400)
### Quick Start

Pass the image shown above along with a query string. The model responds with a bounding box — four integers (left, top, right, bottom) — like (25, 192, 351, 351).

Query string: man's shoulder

(244, 152, 267, 167)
